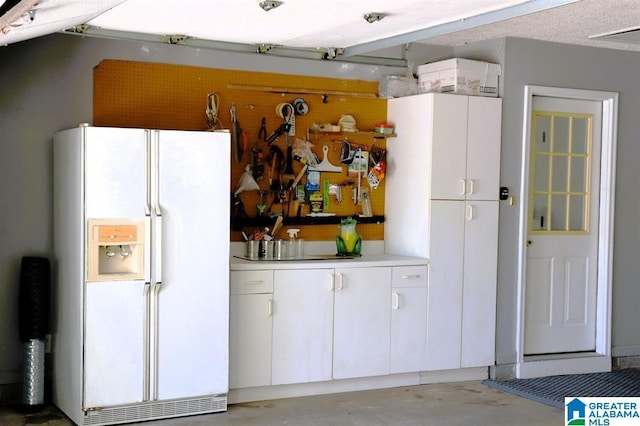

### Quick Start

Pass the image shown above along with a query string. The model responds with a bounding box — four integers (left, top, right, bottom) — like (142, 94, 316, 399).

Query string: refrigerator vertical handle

(152, 282, 162, 401)
(145, 134, 152, 216)
(152, 131, 163, 285)
(154, 215, 162, 285)
(143, 283, 151, 402)
(144, 216, 151, 283)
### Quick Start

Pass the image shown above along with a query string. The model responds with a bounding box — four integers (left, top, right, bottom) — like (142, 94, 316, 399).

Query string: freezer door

(84, 281, 147, 408)
(153, 130, 231, 399)
(85, 127, 147, 219)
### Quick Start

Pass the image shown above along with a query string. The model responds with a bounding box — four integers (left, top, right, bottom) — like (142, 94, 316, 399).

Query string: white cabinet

(390, 266, 428, 374)
(430, 95, 502, 201)
(385, 93, 501, 371)
(272, 269, 334, 385)
(460, 200, 499, 367)
(229, 271, 273, 389)
(230, 263, 428, 389)
(333, 267, 392, 379)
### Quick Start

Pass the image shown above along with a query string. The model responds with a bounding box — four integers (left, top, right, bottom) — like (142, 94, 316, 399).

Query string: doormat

(482, 368, 640, 409)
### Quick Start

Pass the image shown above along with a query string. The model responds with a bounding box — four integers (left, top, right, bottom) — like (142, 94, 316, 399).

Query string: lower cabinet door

(229, 293, 273, 388)
(272, 269, 334, 385)
(333, 267, 392, 379)
(390, 286, 427, 374)
(426, 200, 464, 370)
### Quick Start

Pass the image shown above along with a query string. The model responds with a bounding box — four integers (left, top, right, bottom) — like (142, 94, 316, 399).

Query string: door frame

(515, 85, 618, 378)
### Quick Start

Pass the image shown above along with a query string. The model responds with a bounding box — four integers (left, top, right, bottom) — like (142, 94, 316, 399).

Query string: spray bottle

(286, 228, 302, 258)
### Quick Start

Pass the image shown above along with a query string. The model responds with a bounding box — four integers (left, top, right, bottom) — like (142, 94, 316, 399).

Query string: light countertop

(230, 241, 427, 271)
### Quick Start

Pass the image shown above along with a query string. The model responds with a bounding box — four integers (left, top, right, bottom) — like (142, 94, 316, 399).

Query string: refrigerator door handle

(154, 215, 162, 285)
(152, 131, 163, 285)
(152, 281, 162, 401)
(144, 216, 151, 283)
(143, 282, 151, 402)
(145, 134, 152, 216)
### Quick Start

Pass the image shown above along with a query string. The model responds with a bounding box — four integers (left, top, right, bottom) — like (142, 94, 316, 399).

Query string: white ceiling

(2, 0, 640, 57)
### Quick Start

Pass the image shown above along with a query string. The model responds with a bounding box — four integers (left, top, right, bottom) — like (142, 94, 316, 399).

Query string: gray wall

(0, 33, 450, 387)
(474, 37, 640, 365)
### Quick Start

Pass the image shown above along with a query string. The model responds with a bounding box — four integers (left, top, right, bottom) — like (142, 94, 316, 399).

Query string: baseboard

(613, 355, 640, 369)
(229, 373, 421, 404)
(612, 345, 640, 357)
(419, 367, 488, 384)
(490, 363, 516, 380)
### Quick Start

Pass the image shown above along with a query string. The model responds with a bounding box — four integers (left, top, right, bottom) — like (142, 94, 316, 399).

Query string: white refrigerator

(52, 125, 231, 426)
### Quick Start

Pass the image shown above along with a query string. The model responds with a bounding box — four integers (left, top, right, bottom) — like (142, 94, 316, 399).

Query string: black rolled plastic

(18, 257, 50, 342)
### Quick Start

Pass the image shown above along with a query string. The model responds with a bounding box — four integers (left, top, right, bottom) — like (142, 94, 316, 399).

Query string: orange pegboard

(94, 59, 390, 242)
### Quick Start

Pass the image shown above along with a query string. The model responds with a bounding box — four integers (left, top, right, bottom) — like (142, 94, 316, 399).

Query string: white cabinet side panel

(466, 97, 502, 201)
(461, 201, 499, 367)
(272, 269, 334, 385)
(385, 94, 434, 257)
(156, 130, 231, 399)
(430, 94, 468, 201)
(426, 200, 464, 370)
(52, 128, 86, 423)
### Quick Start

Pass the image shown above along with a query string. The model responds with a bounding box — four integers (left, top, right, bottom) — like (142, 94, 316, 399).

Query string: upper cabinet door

(466, 97, 502, 201)
(430, 94, 468, 201)
(430, 94, 502, 201)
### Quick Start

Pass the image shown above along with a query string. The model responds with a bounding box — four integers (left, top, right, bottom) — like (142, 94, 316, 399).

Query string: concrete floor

(0, 381, 562, 425)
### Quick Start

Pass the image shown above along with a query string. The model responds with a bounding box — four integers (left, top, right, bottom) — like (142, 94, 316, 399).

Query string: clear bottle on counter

(286, 229, 301, 258)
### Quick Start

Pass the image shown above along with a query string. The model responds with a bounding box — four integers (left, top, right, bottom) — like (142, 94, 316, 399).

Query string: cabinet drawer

(392, 265, 428, 288)
(231, 270, 274, 294)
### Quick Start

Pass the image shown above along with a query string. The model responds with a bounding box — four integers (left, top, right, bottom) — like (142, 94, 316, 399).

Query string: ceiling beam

(61, 25, 408, 68)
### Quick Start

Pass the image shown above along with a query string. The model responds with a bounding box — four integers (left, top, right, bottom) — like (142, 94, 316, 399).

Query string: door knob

(527, 240, 533, 247)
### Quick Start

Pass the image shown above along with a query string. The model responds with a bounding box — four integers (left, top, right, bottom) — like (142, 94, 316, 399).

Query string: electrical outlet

(45, 334, 52, 353)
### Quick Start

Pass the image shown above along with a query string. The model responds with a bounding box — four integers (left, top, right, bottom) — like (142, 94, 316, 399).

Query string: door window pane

(535, 115, 551, 153)
(533, 154, 549, 191)
(553, 116, 570, 153)
(572, 118, 588, 154)
(532, 194, 548, 231)
(570, 156, 587, 192)
(550, 194, 567, 231)
(551, 156, 568, 192)
(569, 195, 586, 231)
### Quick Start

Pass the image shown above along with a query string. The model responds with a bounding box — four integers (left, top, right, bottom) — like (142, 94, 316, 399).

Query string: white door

(155, 130, 230, 399)
(272, 269, 334, 385)
(524, 96, 602, 354)
(426, 200, 464, 370)
(461, 200, 499, 367)
(333, 267, 391, 379)
(83, 128, 147, 408)
(229, 293, 272, 388)
(390, 266, 428, 374)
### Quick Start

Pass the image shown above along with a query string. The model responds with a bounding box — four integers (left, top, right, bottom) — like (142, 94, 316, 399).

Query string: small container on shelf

(374, 123, 395, 134)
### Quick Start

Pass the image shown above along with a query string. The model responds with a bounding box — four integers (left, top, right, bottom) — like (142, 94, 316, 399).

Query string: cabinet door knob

(527, 240, 533, 247)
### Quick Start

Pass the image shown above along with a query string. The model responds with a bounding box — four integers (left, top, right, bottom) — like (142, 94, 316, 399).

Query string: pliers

(259, 117, 267, 142)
